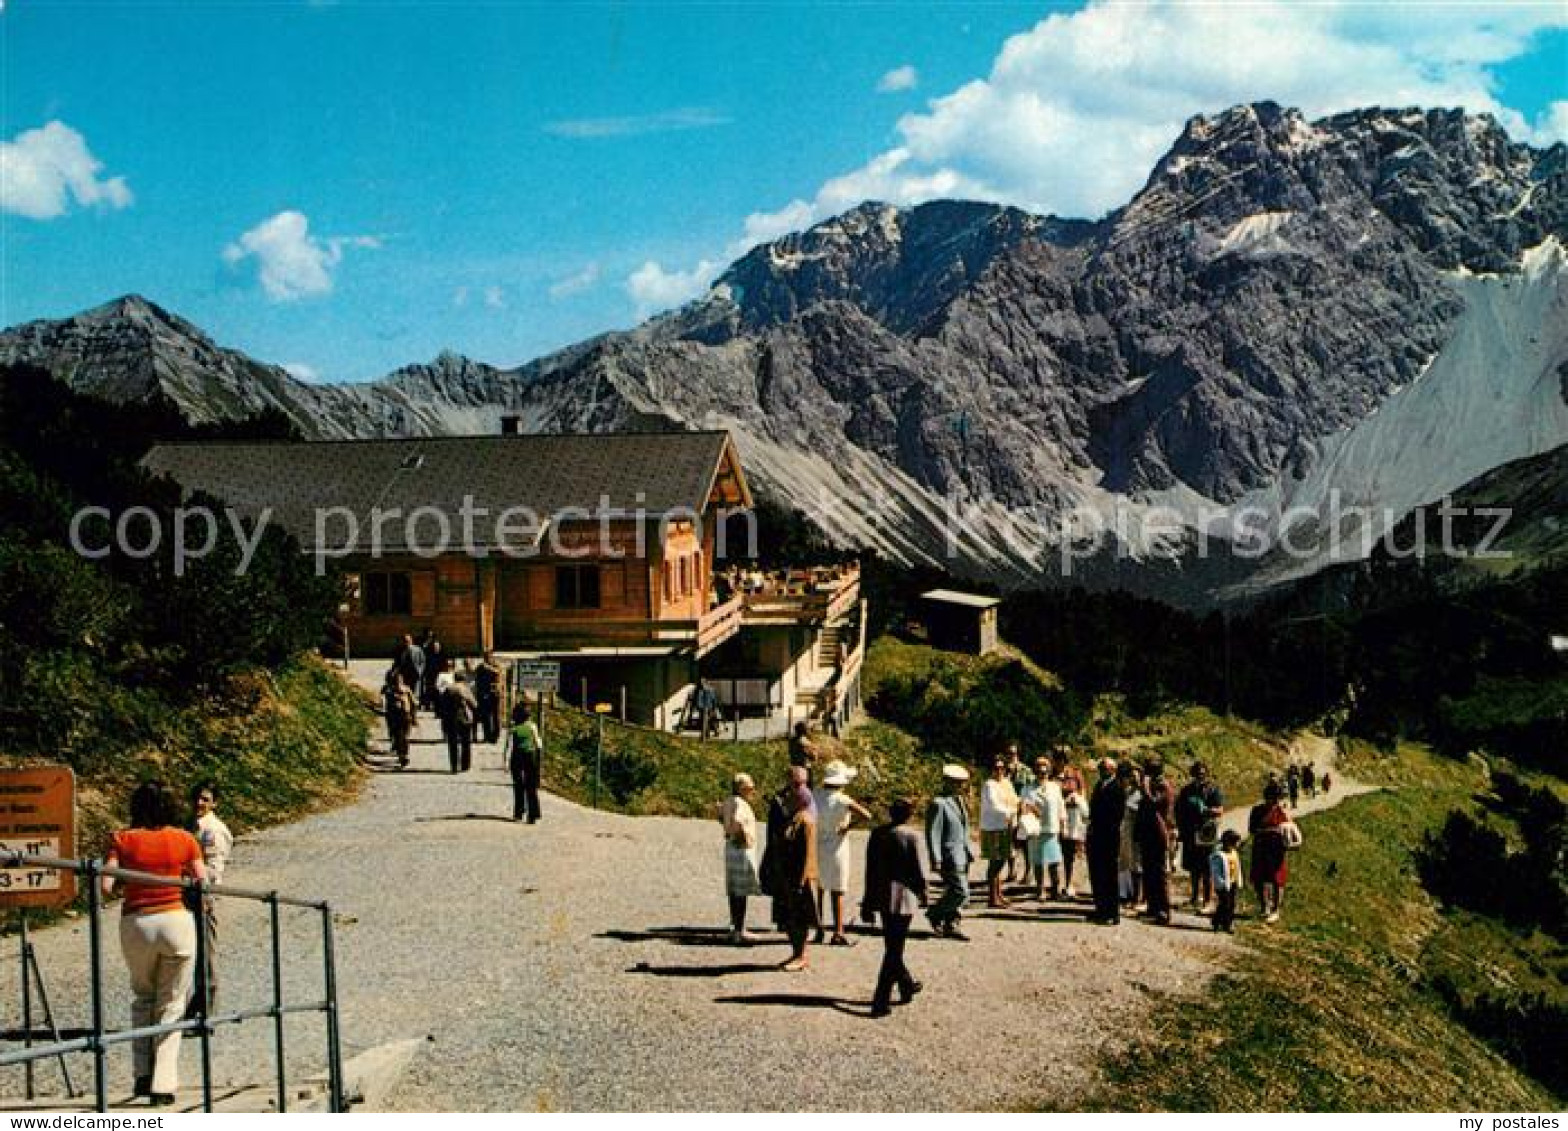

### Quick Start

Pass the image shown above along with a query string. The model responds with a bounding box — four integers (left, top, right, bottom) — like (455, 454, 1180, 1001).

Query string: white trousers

(119, 909, 196, 1094)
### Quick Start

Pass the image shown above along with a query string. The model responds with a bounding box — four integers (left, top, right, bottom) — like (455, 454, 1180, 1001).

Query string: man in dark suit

(862, 797, 928, 1017)
(1087, 757, 1127, 925)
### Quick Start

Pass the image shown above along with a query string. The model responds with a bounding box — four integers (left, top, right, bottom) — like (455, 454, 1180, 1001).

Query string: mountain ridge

(4, 101, 1565, 601)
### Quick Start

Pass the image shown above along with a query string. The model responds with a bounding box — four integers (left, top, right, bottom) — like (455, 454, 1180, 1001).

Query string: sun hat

(940, 763, 971, 782)
(821, 760, 856, 787)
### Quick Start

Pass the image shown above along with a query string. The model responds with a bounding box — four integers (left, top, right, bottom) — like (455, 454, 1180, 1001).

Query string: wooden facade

(143, 429, 867, 730)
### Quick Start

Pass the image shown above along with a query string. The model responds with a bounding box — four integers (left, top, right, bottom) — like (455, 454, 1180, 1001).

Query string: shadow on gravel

(599, 928, 786, 948)
(972, 909, 1092, 924)
(713, 993, 870, 1017)
(414, 813, 525, 824)
(630, 961, 781, 978)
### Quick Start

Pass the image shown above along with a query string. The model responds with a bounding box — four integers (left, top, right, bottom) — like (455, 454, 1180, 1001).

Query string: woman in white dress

(980, 756, 1021, 908)
(1019, 758, 1066, 900)
(718, 773, 762, 944)
(813, 760, 872, 946)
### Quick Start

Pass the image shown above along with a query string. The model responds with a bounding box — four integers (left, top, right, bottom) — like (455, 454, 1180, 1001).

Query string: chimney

(499, 415, 522, 436)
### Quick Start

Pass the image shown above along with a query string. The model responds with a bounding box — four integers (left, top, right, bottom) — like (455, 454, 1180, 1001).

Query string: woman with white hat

(814, 760, 872, 946)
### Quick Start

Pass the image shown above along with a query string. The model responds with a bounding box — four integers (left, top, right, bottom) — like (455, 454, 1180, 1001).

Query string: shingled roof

(142, 431, 752, 553)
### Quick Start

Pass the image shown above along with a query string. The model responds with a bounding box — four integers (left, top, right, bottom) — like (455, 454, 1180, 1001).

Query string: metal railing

(0, 852, 345, 1114)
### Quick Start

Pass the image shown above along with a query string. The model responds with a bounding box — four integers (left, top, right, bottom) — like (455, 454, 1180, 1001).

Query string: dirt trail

(2, 679, 1379, 1112)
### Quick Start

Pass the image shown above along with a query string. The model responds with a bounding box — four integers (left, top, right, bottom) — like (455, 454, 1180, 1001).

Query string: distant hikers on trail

(382, 669, 417, 768)
(440, 672, 478, 774)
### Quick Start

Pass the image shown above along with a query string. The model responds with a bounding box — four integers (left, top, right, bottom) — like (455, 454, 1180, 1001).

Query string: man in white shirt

(189, 782, 233, 1016)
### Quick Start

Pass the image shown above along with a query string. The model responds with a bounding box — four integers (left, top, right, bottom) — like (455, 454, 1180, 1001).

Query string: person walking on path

(1087, 758, 1126, 926)
(980, 756, 1020, 908)
(1019, 757, 1065, 900)
(102, 781, 206, 1106)
(1248, 781, 1293, 923)
(718, 773, 762, 944)
(925, 765, 974, 940)
(1209, 829, 1243, 933)
(474, 654, 503, 745)
(1286, 764, 1301, 810)
(761, 767, 819, 972)
(1175, 761, 1225, 909)
(813, 760, 873, 946)
(422, 638, 449, 712)
(382, 669, 417, 768)
(861, 798, 928, 1018)
(1302, 763, 1317, 799)
(442, 673, 478, 774)
(1056, 747, 1088, 898)
(394, 634, 424, 722)
(1136, 760, 1177, 925)
(506, 701, 544, 823)
(185, 782, 232, 1019)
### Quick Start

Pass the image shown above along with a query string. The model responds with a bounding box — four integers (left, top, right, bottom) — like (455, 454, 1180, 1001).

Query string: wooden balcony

(737, 563, 861, 626)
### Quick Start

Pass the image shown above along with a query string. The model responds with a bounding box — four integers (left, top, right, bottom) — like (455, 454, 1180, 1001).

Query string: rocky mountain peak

(716, 197, 1059, 336)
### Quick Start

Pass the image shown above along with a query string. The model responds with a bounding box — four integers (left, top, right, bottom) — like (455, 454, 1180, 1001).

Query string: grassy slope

(7, 657, 371, 860)
(1087, 741, 1561, 1111)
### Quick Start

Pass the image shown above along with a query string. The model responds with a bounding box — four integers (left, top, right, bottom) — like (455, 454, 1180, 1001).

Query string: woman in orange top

(102, 781, 206, 1105)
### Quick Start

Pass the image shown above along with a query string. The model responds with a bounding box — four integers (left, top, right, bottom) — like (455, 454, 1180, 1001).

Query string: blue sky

(2, 2, 1565, 383)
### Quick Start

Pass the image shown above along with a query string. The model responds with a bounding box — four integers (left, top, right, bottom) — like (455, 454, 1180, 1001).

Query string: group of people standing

(717, 742, 1309, 1017)
(383, 631, 503, 774)
(100, 780, 234, 1104)
(1284, 761, 1329, 809)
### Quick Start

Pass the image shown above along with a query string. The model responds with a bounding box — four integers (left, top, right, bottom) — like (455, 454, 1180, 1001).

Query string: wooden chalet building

(143, 430, 865, 732)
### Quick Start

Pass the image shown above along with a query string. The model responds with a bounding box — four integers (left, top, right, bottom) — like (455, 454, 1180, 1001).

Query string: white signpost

(515, 660, 561, 694)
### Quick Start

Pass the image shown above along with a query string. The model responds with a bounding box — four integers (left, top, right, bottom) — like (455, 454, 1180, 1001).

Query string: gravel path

(2, 691, 1372, 1112)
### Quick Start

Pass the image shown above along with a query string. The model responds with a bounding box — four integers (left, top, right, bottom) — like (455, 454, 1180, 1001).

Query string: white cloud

(1534, 101, 1568, 145)
(483, 285, 506, 310)
(827, 1, 1567, 221)
(544, 108, 731, 139)
(0, 120, 132, 220)
(877, 65, 920, 93)
(282, 362, 320, 382)
(548, 262, 601, 299)
(222, 210, 379, 301)
(626, 258, 719, 316)
(625, 1, 1567, 318)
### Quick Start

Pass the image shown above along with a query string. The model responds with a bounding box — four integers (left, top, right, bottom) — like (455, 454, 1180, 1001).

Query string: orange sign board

(0, 766, 76, 909)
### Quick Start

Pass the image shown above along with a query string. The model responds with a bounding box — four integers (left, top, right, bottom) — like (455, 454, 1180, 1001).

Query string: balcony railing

(737, 564, 861, 625)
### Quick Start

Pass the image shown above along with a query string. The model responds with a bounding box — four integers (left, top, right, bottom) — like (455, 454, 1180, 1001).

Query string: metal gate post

(320, 905, 345, 1112)
(269, 894, 288, 1113)
(194, 885, 214, 1112)
(20, 911, 33, 1100)
(84, 860, 108, 1112)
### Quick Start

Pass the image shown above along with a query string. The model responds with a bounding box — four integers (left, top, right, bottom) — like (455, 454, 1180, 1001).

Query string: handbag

(1017, 812, 1043, 840)
(1281, 820, 1304, 850)
(1195, 818, 1220, 847)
